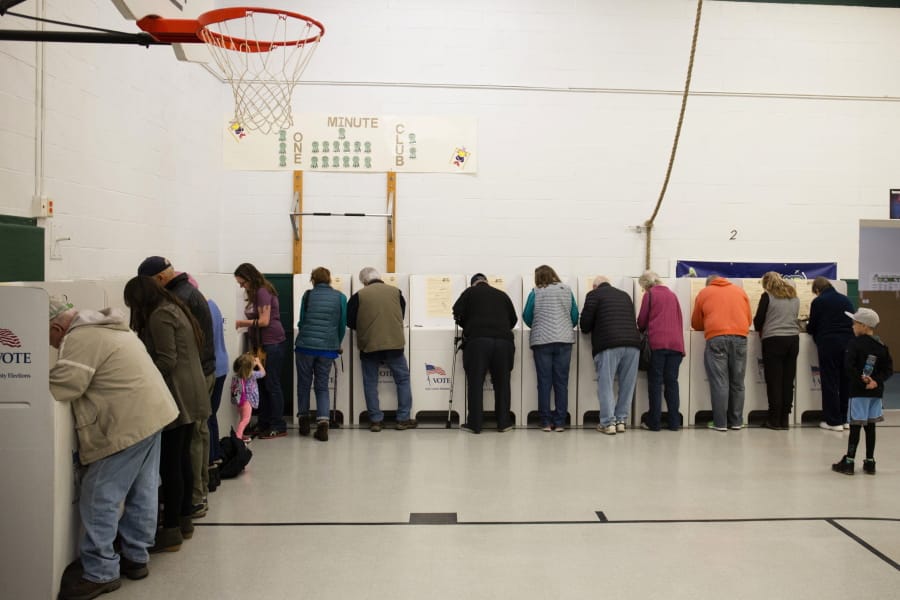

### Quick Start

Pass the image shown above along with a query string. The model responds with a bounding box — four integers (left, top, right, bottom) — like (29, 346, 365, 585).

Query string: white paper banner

(224, 114, 477, 173)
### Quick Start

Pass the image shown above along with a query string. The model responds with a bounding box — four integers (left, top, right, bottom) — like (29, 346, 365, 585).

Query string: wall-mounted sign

(224, 114, 477, 173)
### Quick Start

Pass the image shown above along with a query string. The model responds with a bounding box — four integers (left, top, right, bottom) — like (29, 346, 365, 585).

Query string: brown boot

(314, 421, 329, 442)
(149, 526, 183, 553)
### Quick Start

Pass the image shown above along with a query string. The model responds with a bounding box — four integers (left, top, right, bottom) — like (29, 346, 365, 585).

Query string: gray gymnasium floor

(111, 424, 900, 600)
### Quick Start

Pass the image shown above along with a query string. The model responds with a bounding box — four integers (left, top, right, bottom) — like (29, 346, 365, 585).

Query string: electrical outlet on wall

(32, 195, 54, 218)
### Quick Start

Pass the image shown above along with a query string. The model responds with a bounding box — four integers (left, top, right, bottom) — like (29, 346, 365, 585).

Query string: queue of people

(49, 263, 892, 600)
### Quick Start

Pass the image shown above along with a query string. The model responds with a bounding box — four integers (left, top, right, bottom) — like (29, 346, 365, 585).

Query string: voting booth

(408, 275, 466, 425)
(631, 277, 691, 429)
(293, 273, 352, 425)
(520, 275, 577, 428)
(0, 281, 109, 599)
(350, 274, 410, 425)
(575, 276, 633, 426)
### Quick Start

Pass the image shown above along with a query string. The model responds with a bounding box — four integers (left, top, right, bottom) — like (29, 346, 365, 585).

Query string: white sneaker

(843, 423, 850, 430)
(597, 424, 616, 435)
(616, 422, 626, 433)
(729, 425, 743, 430)
(819, 422, 844, 432)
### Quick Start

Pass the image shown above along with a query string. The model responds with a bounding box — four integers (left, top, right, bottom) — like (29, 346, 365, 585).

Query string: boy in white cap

(832, 308, 893, 476)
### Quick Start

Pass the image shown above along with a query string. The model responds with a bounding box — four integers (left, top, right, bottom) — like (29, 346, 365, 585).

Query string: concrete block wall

(1, 1, 899, 282)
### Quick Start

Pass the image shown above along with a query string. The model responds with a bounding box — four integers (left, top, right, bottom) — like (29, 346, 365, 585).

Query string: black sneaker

(863, 459, 876, 475)
(190, 502, 208, 519)
(119, 557, 148, 580)
(314, 421, 329, 442)
(369, 421, 383, 432)
(58, 576, 121, 600)
(832, 455, 855, 476)
(460, 423, 480, 434)
(298, 416, 311, 436)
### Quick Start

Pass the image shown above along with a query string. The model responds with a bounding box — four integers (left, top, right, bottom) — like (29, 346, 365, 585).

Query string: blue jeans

(704, 335, 747, 429)
(594, 346, 639, 427)
(533, 342, 573, 427)
(646, 349, 683, 430)
(361, 353, 413, 422)
(258, 341, 287, 432)
(79, 432, 161, 583)
(296, 352, 333, 421)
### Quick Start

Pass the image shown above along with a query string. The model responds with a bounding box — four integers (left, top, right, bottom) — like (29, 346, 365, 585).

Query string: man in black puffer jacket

(580, 276, 641, 435)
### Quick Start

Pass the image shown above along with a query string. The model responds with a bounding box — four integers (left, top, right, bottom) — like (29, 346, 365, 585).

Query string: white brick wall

(1, 0, 898, 280)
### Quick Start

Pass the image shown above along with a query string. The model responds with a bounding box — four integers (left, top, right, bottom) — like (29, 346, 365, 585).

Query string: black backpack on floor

(219, 430, 252, 479)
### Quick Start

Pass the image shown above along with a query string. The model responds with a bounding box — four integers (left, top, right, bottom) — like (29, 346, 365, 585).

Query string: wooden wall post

(292, 170, 303, 274)
(386, 171, 397, 273)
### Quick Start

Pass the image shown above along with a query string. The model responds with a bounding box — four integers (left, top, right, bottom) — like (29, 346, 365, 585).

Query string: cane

(446, 324, 463, 428)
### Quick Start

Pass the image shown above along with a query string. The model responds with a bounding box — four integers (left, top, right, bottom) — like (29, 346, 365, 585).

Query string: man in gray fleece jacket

(49, 297, 178, 600)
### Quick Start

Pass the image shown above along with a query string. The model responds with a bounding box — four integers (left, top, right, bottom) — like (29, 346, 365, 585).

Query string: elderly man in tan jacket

(49, 297, 178, 600)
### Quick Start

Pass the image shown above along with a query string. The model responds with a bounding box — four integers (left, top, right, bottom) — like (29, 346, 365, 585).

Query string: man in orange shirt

(691, 275, 752, 432)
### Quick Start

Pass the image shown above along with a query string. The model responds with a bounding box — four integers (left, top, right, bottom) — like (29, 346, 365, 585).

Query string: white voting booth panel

(1, 282, 107, 600)
(409, 275, 466, 424)
(795, 335, 822, 425)
(631, 278, 691, 429)
(293, 274, 352, 425)
(575, 276, 633, 426)
(350, 275, 410, 425)
(521, 275, 577, 427)
(466, 275, 524, 426)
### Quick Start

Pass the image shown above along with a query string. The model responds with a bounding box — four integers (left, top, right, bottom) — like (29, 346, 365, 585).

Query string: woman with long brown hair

(124, 275, 209, 552)
(753, 271, 800, 430)
(233, 262, 288, 438)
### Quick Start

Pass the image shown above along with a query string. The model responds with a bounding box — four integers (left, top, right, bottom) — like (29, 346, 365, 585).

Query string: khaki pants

(191, 374, 215, 505)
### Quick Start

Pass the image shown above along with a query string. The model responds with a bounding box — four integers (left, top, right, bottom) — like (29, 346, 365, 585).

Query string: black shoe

(761, 420, 779, 430)
(119, 557, 148, 581)
(149, 527, 183, 553)
(207, 464, 220, 492)
(832, 455, 855, 476)
(460, 423, 480, 434)
(298, 416, 311, 436)
(190, 502, 208, 519)
(369, 421, 383, 432)
(396, 419, 418, 430)
(58, 576, 121, 600)
(180, 515, 195, 539)
(314, 421, 329, 442)
(863, 459, 876, 475)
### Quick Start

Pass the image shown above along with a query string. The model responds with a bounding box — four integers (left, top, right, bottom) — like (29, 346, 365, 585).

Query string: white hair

(638, 270, 661, 290)
(359, 267, 381, 285)
(592, 275, 609, 288)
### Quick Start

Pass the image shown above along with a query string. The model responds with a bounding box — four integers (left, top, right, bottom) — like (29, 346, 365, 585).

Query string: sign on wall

(224, 114, 477, 173)
(675, 260, 837, 280)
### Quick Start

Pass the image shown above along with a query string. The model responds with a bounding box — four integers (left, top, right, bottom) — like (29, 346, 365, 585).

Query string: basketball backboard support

(110, 0, 214, 62)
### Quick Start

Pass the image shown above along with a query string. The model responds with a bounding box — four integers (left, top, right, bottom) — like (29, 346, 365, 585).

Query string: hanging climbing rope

(643, 0, 704, 270)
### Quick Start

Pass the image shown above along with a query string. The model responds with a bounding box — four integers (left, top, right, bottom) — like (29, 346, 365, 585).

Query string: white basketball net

(199, 10, 323, 135)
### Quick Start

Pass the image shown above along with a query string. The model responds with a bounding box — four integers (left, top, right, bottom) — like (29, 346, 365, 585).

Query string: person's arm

(452, 291, 467, 327)
(522, 290, 535, 327)
(297, 290, 310, 329)
(569, 293, 579, 326)
(690, 293, 704, 331)
(399, 290, 406, 319)
(338, 293, 348, 343)
(346, 293, 359, 330)
(806, 297, 819, 336)
(753, 292, 770, 333)
(149, 309, 179, 378)
(49, 335, 94, 403)
(636, 291, 649, 332)
(579, 292, 595, 333)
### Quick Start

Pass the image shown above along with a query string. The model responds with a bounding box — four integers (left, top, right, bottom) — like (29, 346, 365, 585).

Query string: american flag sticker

(425, 364, 446, 376)
(0, 328, 22, 348)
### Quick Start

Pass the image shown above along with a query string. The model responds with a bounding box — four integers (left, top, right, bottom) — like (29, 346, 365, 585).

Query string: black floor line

(197, 515, 900, 527)
(826, 519, 900, 571)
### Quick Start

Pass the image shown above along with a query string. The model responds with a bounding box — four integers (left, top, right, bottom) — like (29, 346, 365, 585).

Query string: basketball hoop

(137, 7, 324, 135)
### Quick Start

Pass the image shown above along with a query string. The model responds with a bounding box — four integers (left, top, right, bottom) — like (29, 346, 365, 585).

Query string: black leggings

(159, 423, 194, 528)
(847, 423, 876, 460)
